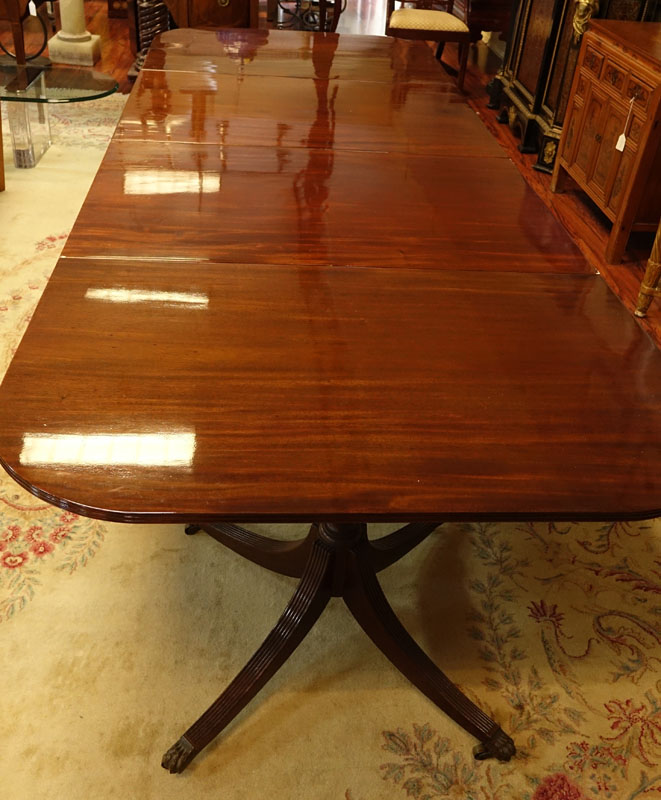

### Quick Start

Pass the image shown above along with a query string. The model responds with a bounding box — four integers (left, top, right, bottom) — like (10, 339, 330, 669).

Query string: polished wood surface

(2, 29, 654, 525)
(2, 260, 661, 521)
(63, 143, 589, 270)
(116, 70, 488, 152)
(64, 32, 587, 271)
(142, 28, 445, 81)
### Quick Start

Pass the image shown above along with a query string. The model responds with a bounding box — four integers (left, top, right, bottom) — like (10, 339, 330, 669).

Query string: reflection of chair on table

(385, 0, 471, 90)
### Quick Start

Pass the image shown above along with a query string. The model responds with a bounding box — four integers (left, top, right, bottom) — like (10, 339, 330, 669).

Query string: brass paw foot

(473, 728, 516, 762)
(161, 736, 196, 773)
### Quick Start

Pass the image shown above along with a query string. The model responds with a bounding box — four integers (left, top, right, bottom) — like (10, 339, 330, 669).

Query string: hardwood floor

(3, 0, 659, 342)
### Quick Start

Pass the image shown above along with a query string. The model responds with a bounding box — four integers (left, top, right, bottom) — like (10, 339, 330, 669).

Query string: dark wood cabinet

(163, 0, 257, 28)
(552, 21, 661, 262)
(451, 0, 512, 39)
(487, 0, 660, 172)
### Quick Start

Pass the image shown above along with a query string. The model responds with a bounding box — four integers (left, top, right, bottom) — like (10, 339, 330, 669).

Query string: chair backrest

(0, 0, 30, 63)
(386, 0, 454, 16)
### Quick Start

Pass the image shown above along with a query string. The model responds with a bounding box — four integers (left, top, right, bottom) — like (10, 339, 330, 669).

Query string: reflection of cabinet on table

(551, 21, 661, 263)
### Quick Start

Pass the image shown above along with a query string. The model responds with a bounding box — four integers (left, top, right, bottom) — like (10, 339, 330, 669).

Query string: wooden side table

(551, 21, 661, 264)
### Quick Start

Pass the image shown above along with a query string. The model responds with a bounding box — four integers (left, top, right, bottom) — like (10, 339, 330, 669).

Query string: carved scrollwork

(572, 0, 599, 44)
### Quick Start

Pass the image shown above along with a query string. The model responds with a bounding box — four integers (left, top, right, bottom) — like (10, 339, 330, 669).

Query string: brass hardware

(217, 0, 230, 6)
(572, 0, 599, 44)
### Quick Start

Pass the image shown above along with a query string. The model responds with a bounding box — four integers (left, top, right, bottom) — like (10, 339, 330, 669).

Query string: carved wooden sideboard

(551, 21, 661, 262)
(488, 0, 660, 172)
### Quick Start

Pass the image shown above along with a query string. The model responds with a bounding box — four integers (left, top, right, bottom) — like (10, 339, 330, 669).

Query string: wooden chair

(0, 0, 28, 63)
(385, 0, 471, 90)
(0, 0, 51, 64)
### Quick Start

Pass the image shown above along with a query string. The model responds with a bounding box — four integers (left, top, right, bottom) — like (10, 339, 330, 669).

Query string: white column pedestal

(48, 0, 101, 65)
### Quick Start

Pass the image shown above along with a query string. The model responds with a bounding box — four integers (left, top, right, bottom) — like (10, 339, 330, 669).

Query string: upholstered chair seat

(388, 9, 468, 32)
(385, 1, 472, 90)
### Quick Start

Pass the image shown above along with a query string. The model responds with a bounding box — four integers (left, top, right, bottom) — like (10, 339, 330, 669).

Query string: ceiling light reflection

(124, 170, 221, 195)
(20, 433, 196, 467)
(85, 288, 209, 307)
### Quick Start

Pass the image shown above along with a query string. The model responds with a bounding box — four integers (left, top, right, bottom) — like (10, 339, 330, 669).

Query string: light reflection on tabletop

(85, 288, 210, 307)
(20, 433, 196, 468)
(123, 169, 221, 195)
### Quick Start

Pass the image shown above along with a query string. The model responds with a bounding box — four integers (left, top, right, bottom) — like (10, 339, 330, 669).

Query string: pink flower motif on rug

(532, 773, 587, 799)
(0, 493, 106, 621)
(1, 551, 29, 569)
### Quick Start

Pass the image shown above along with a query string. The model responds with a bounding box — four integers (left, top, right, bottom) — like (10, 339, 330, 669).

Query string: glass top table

(0, 64, 118, 173)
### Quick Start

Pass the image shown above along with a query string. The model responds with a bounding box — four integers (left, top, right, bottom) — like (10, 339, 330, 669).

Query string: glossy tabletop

(1, 29, 660, 525)
(0, 64, 118, 103)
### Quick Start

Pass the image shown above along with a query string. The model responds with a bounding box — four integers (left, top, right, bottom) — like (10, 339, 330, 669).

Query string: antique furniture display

(451, 0, 511, 40)
(2, 28, 661, 777)
(551, 21, 661, 262)
(0, 63, 117, 176)
(488, 0, 661, 172)
(385, 0, 471, 90)
(635, 216, 661, 315)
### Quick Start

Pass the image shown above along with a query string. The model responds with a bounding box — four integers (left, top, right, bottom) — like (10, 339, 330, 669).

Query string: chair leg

(435, 41, 445, 61)
(457, 40, 469, 91)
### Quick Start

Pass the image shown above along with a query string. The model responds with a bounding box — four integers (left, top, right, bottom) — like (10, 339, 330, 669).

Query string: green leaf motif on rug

(376, 518, 661, 799)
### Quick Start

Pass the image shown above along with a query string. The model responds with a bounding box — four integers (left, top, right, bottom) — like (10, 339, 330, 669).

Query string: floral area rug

(2, 90, 661, 800)
(1, 93, 126, 621)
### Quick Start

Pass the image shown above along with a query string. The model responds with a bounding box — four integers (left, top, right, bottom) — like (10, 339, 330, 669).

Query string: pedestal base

(48, 32, 101, 66)
(162, 521, 516, 773)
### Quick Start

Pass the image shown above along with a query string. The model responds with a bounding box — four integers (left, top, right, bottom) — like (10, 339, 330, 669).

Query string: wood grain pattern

(116, 69, 495, 155)
(63, 141, 589, 271)
(142, 28, 446, 82)
(1, 261, 660, 523)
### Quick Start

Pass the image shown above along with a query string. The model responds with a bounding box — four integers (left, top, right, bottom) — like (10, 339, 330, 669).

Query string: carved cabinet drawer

(626, 75, 653, 108)
(583, 46, 604, 77)
(604, 60, 625, 91)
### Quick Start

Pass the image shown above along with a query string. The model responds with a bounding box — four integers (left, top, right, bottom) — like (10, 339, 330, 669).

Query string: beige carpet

(2, 92, 661, 800)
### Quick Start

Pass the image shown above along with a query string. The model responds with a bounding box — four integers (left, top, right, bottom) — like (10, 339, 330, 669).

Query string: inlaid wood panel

(1, 263, 660, 522)
(63, 142, 590, 272)
(115, 69, 501, 157)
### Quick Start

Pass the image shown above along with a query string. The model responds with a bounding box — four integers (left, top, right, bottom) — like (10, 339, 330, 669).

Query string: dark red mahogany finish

(1, 29, 659, 775)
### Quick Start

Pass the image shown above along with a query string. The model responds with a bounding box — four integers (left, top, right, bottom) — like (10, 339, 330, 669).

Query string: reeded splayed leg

(161, 537, 333, 773)
(339, 525, 515, 763)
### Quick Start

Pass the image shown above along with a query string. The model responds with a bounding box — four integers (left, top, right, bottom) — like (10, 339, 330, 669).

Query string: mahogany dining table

(1, 27, 661, 775)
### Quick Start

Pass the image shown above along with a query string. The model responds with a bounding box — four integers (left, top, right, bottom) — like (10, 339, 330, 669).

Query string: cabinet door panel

(589, 103, 627, 198)
(572, 87, 607, 179)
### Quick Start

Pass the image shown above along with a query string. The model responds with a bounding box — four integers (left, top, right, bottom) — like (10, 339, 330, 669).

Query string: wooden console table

(2, 29, 661, 777)
(551, 21, 661, 263)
